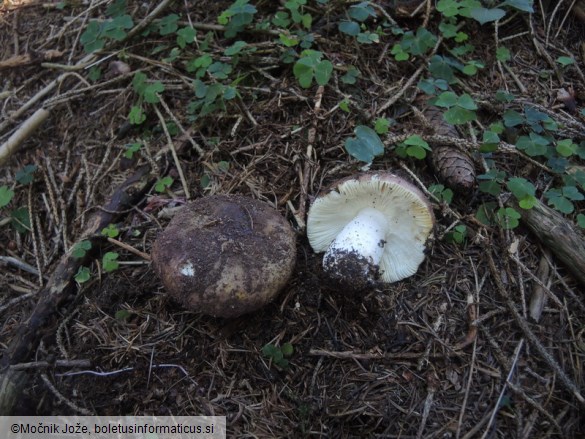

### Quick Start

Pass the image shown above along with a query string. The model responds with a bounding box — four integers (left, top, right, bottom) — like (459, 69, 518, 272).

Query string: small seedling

(102, 252, 120, 272)
(155, 176, 174, 193)
(75, 266, 91, 283)
(396, 135, 431, 159)
(262, 342, 294, 369)
(72, 240, 92, 259)
(293, 50, 333, 88)
(445, 224, 467, 244)
(101, 224, 120, 238)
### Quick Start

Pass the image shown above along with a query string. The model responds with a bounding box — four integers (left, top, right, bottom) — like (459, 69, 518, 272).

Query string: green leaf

(562, 186, 584, 201)
(495, 90, 515, 103)
(272, 11, 291, 27)
(143, 82, 164, 104)
(496, 207, 521, 229)
(339, 99, 350, 112)
(457, 93, 478, 110)
(158, 14, 179, 36)
(556, 139, 577, 157)
(345, 125, 385, 163)
(556, 56, 575, 66)
(515, 133, 550, 156)
(10, 207, 30, 233)
(15, 164, 37, 185)
(314, 60, 333, 86)
(374, 118, 391, 134)
(341, 66, 360, 84)
(176, 27, 196, 48)
(444, 107, 476, 124)
(503, 109, 523, 127)
(124, 143, 142, 159)
(208, 62, 232, 79)
(428, 184, 454, 204)
(101, 223, 120, 238)
(349, 2, 376, 21)
(577, 213, 585, 228)
(225, 40, 248, 56)
(500, 0, 534, 13)
(479, 180, 502, 196)
(106, 0, 127, 17)
(0, 186, 15, 207)
(128, 105, 146, 125)
(476, 202, 497, 225)
(281, 342, 294, 356)
(72, 240, 92, 259)
(75, 266, 91, 283)
(446, 224, 467, 244)
(469, 7, 506, 24)
(338, 21, 360, 36)
(155, 176, 173, 193)
(115, 309, 132, 321)
(102, 252, 120, 272)
(507, 178, 536, 209)
(545, 188, 574, 214)
(496, 46, 511, 62)
(481, 130, 500, 152)
(433, 91, 458, 108)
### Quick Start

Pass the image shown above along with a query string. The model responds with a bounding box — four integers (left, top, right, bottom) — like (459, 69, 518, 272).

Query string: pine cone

(423, 106, 476, 191)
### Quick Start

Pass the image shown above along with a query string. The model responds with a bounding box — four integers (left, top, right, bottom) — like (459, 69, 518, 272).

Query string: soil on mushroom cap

(151, 195, 296, 318)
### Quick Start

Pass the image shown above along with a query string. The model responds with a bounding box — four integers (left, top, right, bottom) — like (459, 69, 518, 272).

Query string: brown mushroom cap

(151, 195, 296, 318)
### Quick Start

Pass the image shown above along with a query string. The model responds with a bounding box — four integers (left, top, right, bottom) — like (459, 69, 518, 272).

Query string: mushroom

(151, 194, 296, 318)
(306, 172, 434, 288)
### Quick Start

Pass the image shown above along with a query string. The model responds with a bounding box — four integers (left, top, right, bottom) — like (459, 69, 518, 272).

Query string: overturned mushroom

(307, 173, 434, 289)
(151, 195, 296, 318)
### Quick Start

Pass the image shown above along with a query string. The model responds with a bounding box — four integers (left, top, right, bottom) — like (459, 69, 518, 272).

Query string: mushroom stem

(323, 207, 388, 281)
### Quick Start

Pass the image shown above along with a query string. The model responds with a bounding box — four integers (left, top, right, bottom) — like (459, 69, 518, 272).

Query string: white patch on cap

(180, 262, 195, 276)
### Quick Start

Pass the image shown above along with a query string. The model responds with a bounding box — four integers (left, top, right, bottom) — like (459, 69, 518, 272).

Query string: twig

(528, 250, 552, 322)
(0, 256, 41, 277)
(0, 108, 50, 166)
(107, 237, 151, 261)
(487, 251, 585, 405)
(40, 373, 92, 415)
(154, 105, 191, 200)
(481, 339, 525, 439)
(10, 359, 91, 370)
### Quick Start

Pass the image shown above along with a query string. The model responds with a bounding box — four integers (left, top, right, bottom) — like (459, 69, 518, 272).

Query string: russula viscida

(307, 172, 434, 288)
(151, 194, 296, 318)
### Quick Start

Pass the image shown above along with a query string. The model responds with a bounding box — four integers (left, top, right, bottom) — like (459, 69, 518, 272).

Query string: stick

(511, 198, 585, 288)
(0, 108, 50, 166)
(0, 166, 154, 414)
